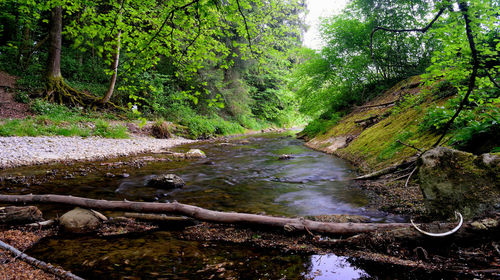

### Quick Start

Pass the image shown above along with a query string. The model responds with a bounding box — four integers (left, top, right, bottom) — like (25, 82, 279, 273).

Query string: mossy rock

(417, 147, 500, 218)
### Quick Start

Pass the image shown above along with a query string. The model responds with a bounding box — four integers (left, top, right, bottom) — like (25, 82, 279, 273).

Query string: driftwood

(0, 206, 43, 224)
(0, 240, 84, 280)
(0, 194, 411, 235)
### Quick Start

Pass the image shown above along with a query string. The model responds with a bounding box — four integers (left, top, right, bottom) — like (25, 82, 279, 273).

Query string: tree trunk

(101, 29, 121, 104)
(47, 6, 62, 80)
(0, 206, 43, 224)
(0, 194, 411, 235)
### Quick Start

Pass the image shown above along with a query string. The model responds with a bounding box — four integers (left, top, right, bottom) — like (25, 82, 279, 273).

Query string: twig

(396, 140, 422, 152)
(0, 240, 84, 280)
(405, 166, 417, 188)
(484, 68, 500, 89)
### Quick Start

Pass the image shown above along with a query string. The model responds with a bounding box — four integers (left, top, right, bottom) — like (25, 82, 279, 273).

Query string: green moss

(306, 75, 448, 171)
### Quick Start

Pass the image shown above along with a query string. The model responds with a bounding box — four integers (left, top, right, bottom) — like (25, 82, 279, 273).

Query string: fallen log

(0, 194, 410, 235)
(0, 240, 84, 280)
(0, 206, 43, 224)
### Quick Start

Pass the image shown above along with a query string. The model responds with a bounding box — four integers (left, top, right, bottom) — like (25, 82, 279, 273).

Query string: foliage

(300, 113, 341, 139)
(0, 99, 127, 138)
(0, 0, 307, 137)
(292, 0, 435, 138)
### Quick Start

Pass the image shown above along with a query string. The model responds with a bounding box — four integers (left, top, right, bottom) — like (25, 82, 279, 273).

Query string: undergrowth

(0, 99, 128, 138)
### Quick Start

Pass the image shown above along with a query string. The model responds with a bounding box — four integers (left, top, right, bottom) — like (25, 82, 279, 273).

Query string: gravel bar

(0, 136, 195, 169)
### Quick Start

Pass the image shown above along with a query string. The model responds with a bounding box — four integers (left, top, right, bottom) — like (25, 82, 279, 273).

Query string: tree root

(45, 77, 125, 111)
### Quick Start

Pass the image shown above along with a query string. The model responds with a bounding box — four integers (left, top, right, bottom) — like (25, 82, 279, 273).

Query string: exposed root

(45, 77, 125, 111)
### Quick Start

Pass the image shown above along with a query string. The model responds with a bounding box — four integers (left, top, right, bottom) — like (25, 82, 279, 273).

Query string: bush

(14, 92, 30, 103)
(300, 113, 341, 139)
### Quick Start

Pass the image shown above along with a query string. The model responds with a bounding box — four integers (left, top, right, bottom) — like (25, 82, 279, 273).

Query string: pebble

(0, 136, 195, 169)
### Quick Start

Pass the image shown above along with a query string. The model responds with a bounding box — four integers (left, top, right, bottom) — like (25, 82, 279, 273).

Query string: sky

(303, 0, 348, 50)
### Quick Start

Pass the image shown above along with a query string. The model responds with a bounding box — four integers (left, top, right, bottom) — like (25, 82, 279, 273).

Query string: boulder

(59, 207, 106, 233)
(147, 174, 185, 189)
(417, 147, 500, 218)
(186, 149, 206, 158)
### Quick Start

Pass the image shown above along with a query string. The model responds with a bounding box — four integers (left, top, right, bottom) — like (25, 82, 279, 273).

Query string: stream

(9, 132, 417, 279)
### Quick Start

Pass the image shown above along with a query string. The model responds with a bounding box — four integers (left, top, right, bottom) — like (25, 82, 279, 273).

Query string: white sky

(303, 0, 348, 49)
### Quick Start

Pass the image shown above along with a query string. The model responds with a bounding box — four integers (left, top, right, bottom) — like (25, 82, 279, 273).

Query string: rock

(278, 154, 294, 160)
(147, 174, 185, 189)
(417, 147, 500, 218)
(186, 149, 206, 158)
(59, 207, 105, 233)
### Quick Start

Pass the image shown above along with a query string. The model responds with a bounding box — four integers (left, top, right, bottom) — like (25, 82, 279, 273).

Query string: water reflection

(28, 231, 371, 280)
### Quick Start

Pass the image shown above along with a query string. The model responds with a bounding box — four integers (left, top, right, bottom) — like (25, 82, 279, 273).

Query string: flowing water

(18, 132, 416, 279)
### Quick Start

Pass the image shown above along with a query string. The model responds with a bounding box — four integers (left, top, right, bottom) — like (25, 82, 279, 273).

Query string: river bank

(0, 135, 195, 169)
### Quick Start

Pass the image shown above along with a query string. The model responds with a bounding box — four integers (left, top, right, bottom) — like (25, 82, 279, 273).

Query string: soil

(0, 72, 32, 119)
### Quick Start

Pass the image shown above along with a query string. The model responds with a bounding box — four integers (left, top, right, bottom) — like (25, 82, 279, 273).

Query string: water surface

(19, 132, 413, 279)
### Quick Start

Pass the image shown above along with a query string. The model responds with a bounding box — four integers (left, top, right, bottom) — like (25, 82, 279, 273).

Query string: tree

(371, 0, 499, 147)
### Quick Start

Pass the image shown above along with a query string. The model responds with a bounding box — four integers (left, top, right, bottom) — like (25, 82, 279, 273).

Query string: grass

(0, 99, 128, 138)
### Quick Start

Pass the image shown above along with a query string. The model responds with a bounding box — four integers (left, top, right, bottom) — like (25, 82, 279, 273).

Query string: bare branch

(0, 240, 84, 280)
(370, 7, 446, 60)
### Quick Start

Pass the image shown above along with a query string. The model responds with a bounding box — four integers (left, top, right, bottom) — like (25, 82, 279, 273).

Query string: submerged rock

(147, 174, 185, 189)
(59, 207, 106, 233)
(307, 214, 369, 223)
(278, 154, 294, 160)
(186, 149, 206, 158)
(417, 147, 500, 218)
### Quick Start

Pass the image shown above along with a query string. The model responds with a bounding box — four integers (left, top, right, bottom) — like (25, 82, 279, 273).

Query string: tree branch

(0, 240, 84, 280)
(236, 0, 255, 56)
(433, 1, 479, 147)
(484, 68, 500, 89)
(370, 7, 446, 60)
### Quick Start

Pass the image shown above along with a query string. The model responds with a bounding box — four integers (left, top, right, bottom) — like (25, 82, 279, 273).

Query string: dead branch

(0, 240, 84, 280)
(354, 115, 379, 124)
(396, 140, 422, 152)
(404, 166, 418, 188)
(355, 159, 416, 180)
(356, 101, 395, 109)
(0, 194, 410, 235)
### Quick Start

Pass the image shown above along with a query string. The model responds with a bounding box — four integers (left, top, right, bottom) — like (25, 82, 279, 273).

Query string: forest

(0, 0, 499, 279)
